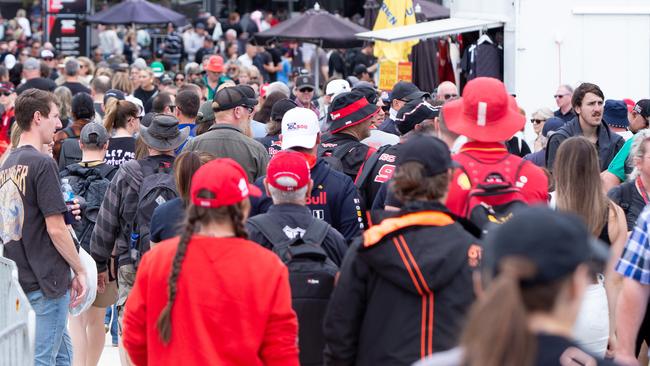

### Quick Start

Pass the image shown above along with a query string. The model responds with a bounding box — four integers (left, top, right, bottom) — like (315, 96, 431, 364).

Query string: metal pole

(288, 0, 294, 19)
(315, 45, 319, 95)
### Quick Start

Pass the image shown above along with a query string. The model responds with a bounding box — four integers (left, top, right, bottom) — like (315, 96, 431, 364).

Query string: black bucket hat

(328, 92, 379, 134)
(139, 114, 190, 151)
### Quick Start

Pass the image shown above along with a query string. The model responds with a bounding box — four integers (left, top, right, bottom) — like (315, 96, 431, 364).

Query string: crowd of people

(5, 5, 650, 366)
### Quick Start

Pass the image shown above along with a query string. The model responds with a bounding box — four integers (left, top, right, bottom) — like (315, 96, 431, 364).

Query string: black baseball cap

(296, 75, 315, 90)
(80, 123, 109, 147)
(271, 98, 298, 122)
(395, 100, 441, 135)
(103, 89, 125, 105)
(353, 64, 368, 76)
(634, 99, 650, 119)
(483, 206, 609, 286)
(399, 134, 458, 176)
(390, 81, 430, 102)
(213, 85, 258, 112)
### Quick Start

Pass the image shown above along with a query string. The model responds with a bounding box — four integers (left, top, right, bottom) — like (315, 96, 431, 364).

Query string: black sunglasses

(530, 119, 546, 124)
(42, 57, 53, 61)
(299, 88, 314, 93)
(0, 91, 11, 96)
(443, 93, 458, 100)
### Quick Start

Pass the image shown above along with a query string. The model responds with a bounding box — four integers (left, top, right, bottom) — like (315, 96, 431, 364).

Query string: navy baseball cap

(399, 134, 458, 176)
(390, 81, 430, 102)
(603, 100, 629, 129)
(103, 89, 125, 105)
(482, 206, 609, 286)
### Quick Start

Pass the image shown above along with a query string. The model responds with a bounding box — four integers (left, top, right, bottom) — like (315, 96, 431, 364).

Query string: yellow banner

(379, 60, 413, 90)
(373, 0, 418, 62)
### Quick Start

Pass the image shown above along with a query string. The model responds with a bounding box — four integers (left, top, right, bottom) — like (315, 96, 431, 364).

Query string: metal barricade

(0, 256, 35, 366)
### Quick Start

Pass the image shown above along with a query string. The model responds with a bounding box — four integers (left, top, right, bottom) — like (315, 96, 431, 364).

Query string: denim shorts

(27, 290, 72, 366)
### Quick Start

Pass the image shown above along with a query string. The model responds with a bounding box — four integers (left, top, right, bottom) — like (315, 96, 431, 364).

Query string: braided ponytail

(228, 203, 249, 239)
(156, 207, 199, 343)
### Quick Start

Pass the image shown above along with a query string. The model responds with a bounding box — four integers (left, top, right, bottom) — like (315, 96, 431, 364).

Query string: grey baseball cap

(80, 123, 109, 147)
(23, 57, 40, 71)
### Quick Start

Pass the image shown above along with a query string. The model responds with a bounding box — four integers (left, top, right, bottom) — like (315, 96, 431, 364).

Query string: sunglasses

(42, 57, 53, 61)
(175, 77, 184, 81)
(0, 91, 11, 96)
(554, 94, 568, 99)
(299, 88, 314, 93)
(240, 105, 254, 113)
(443, 93, 458, 100)
(530, 119, 546, 124)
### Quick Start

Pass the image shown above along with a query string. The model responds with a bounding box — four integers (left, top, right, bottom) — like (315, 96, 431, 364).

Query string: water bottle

(61, 179, 75, 224)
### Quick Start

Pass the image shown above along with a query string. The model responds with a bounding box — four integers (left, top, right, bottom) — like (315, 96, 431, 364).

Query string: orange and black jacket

(323, 201, 481, 366)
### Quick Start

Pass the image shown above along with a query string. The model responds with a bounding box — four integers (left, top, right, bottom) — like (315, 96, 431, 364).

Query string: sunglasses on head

(530, 119, 546, 124)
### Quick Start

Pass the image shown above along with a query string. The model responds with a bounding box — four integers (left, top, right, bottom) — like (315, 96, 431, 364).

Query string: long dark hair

(156, 192, 249, 343)
(461, 257, 568, 366)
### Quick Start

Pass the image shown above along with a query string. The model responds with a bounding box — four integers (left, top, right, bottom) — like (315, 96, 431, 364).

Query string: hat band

(330, 98, 370, 120)
(148, 127, 180, 140)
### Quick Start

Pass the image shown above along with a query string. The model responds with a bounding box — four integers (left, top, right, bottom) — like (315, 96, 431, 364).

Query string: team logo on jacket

(282, 226, 305, 239)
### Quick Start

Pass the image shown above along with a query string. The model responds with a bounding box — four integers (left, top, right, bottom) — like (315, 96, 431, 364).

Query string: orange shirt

(122, 235, 299, 366)
(446, 141, 549, 216)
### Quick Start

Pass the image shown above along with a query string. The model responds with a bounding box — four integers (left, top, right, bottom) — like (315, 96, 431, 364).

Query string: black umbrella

(414, 1, 450, 21)
(86, 0, 187, 26)
(253, 5, 369, 49)
(363, 0, 380, 30)
(410, 12, 438, 93)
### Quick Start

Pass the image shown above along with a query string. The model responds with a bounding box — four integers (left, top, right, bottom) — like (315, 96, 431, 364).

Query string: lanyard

(637, 176, 650, 204)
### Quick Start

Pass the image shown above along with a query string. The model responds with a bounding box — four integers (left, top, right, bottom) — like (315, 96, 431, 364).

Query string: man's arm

(45, 214, 87, 306)
(615, 278, 650, 363)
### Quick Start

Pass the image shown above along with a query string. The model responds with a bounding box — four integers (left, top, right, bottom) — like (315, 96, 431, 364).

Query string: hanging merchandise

(437, 38, 455, 84)
(448, 36, 461, 86)
(460, 33, 504, 81)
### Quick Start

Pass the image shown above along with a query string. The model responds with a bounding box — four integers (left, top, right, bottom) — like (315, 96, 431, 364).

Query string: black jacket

(246, 204, 348, 266)
(320, 133, 373, 182)
(250, 159, 364, 244)
(546, 117, 624, 172)
(323, 201, 480, 366)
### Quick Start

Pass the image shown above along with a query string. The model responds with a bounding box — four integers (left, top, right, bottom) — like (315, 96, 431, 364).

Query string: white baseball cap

(281, 107, 320, 150)
(125, 95, 145, 117)
(326, 79, 351, 97)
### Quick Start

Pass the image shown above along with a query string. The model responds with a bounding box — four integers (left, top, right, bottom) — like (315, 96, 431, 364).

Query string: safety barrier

(0, 256, 35, 366)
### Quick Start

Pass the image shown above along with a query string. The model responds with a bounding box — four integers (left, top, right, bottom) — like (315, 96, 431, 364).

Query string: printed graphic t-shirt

(0, 145, 70, 298)
(105, 136, 136, 166)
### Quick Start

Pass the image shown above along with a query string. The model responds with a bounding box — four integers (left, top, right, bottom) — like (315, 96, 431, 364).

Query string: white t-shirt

(237, 54, 254, 68)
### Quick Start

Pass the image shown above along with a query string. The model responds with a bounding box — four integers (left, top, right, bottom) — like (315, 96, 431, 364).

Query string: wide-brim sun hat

(443, 77, 524, 143)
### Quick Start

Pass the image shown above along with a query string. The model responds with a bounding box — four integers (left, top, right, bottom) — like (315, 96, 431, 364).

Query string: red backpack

(454, 152, 529, 233)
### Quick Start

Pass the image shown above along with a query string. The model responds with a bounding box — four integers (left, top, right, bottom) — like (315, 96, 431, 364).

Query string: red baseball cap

(205, 55, 224, 73)
(623, 98, 635, 112)
(443, 77, 524, 142)
(190, 158, 261, 208)
(266, 150, 310, 192)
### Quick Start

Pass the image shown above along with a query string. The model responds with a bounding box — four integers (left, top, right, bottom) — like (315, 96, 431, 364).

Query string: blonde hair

(112, 72, 133, 95)
(532, 108, 553, 121)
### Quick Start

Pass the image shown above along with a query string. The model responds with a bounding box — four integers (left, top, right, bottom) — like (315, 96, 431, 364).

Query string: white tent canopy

(355, 17, 504, 43)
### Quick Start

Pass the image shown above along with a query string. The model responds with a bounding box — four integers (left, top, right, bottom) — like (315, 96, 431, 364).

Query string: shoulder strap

(247, 215, 294, 250)
(62, 125, 76, 138)
(355, 144, 391, 189)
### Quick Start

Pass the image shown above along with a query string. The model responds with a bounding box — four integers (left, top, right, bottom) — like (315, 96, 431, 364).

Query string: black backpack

(247, 214, 338, 366)
(130, 160, 178, 267)
(60, 163, 117, 252)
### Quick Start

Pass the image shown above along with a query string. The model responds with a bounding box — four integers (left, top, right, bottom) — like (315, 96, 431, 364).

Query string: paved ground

(98, 333, 120, 366)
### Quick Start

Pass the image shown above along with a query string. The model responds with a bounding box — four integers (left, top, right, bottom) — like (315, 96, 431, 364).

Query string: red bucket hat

(443, 77, 524, 143)
(190, 158, 261, 208)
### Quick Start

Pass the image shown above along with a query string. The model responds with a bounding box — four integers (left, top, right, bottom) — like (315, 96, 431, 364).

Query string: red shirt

(122, 236, 299, 366)
(446, 142, 549, 216)
(0, 107, 14, 155)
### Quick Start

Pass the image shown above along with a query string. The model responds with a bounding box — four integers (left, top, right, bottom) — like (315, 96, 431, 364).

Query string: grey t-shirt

(1, 145, 70, 298)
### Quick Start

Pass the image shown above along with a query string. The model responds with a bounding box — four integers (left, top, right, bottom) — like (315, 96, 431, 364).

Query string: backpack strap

(355, 144, 391, 189)
(62, 125, 76, 139)
(299, 217, 330, 246)
(247, 214, 295, 253)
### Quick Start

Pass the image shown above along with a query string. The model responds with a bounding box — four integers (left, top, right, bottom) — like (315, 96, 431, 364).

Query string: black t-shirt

(133, 86, 158, 108)
(608, 180, 645, 231)
(61, 81, 91, 96)
(254, 52, 272, 82)
(1, 145, 70, 298)
(16, 77, 57, 95)
(361, 143, 403, 210)
(353, 52, 376, 71)
(534, 334, 617, 366)
(266, 47, 282, 82)
(150, 197, 184, 243)
(104, 136, 136, 166)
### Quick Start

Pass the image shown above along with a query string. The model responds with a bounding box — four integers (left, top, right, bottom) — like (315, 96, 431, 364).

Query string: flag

(372, 0, 418, 61)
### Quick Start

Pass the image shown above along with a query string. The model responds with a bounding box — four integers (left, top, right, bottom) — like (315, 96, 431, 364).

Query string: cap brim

(443, 95, 525, 142)
(281, 133, 318, 150)
(248, 184, 262, 197)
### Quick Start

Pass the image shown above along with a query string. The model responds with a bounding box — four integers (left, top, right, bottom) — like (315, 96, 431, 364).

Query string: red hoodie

(122, 236, 299, 366)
